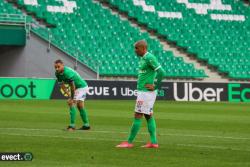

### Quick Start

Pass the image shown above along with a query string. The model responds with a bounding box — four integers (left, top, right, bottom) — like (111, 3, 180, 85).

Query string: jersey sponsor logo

(139, 70, 146, 73)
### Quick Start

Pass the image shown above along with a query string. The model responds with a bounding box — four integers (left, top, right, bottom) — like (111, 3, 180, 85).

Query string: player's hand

(67, 98, 74, 105)
(66, 92, 71, 97)
(145, 84, 155, 91)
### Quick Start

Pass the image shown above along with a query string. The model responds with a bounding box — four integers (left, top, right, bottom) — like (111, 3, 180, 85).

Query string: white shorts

(135, 91, 157, 115)
(73, 87, 89, 101)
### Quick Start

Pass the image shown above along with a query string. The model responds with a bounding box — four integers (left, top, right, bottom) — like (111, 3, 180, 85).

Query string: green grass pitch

(0, 100, 250, 167)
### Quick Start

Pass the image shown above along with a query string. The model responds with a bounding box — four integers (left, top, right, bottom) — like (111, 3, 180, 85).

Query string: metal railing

(0, 13, 25, 25)
(31, 22, 100, 79)
(0, 13, 100, 79)
(0, 13, 31, 38)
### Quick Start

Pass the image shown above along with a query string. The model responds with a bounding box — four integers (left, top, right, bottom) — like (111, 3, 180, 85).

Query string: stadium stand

(0, 1, 28, 45)
(1, 0, 207, 78)
(106, 0, 250, 79)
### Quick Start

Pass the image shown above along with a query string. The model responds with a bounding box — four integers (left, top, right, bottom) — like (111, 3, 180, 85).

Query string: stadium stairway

(2, 0, 209, 80)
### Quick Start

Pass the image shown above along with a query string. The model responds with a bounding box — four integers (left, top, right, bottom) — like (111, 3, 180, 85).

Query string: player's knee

(77, 101, 84, 109)
(144, 114, 152, 120)
(67, 102, 73, 107)
(67, 99, 75, 106)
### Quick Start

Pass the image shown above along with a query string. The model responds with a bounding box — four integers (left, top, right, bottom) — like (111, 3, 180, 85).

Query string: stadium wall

(0, 32, 96, 79)
(0, 78, 249, 102)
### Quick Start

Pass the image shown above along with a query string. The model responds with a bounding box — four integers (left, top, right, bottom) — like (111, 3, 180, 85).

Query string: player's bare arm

(154, 67, 165, 90)
(69, 81, 76, 99)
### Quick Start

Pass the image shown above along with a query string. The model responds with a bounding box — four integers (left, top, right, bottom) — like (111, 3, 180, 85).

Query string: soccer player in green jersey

(54, 59, 90, 131)
(117, 40, 165, 148)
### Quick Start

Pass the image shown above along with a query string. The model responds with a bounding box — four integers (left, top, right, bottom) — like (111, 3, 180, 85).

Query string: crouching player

(54, 59, 90, 131)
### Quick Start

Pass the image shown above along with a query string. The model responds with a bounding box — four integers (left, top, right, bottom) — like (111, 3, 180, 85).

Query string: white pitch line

(159, 133, 250, 140)
(0, 127, 250, 140)
(0, 132, 144, 143)
(1, 132, 250, 152)
(177, 144, 250, 152)
(0, 127, 128, 134)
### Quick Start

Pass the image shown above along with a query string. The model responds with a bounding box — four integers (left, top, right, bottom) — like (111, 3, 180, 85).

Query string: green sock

(147, 117, 157, 144)
(127, 118, 142, 143)
(79, 108, 90, 127)
(69, 106, 77, 127)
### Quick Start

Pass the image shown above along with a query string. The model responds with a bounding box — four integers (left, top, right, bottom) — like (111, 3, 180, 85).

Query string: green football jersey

(137, 52, 161, 92)
(55, 66, 87, 89)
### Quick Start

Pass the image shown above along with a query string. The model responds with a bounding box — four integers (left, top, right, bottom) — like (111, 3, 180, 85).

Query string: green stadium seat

(106, 0, 250, 79)
(1, 0, 208, 78)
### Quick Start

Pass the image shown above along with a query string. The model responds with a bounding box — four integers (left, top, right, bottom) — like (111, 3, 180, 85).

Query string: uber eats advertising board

(0, 78, 249, 102)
